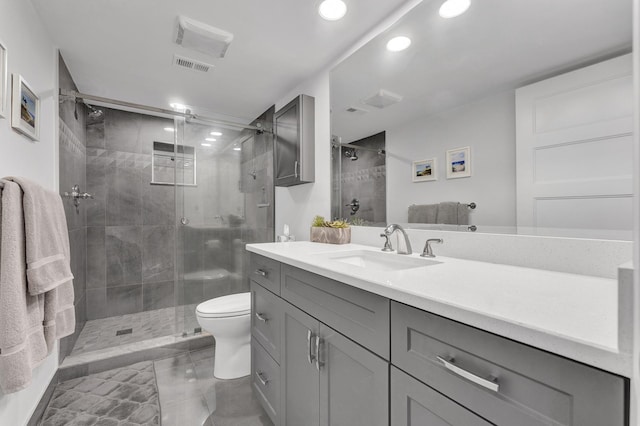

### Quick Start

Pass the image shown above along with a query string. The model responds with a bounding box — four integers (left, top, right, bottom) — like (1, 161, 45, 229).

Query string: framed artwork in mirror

(413, 158, 437, 182)
(0, 42, 6, 118)
(446, 146, 471, 179)
(11, 73, 39, 141)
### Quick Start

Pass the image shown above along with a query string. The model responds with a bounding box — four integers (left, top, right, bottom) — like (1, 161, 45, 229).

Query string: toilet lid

(196, 292, 251, 318)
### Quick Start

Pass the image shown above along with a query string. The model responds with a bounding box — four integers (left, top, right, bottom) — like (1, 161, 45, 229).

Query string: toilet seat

(196, 292, 251, 318)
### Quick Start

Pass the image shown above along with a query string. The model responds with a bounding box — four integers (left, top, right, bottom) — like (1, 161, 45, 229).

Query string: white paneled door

(516, 54, 633, 240)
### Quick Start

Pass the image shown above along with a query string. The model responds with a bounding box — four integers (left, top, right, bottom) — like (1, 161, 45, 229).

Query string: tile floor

(43, 346, 273, 426)
(70, 306, 199, 357)
(156, 346, 273, 426)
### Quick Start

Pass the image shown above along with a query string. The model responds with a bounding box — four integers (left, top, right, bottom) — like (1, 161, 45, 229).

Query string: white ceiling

(331, 0, 633, 143)
(31, 0, 409, 122)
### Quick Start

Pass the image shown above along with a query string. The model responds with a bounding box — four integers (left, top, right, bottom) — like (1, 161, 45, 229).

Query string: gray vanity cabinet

(279, 299, 389, 426)
(391, 366, 493, 426)
(280, 299, 320, 426)
(318, 324, 389, 426)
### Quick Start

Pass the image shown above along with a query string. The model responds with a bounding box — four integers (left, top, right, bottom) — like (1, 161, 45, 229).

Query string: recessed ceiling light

(164, 127, 175, 132)
(210, 131, 222, 136)
(439, 0, 471, 18)
(319, 0, 347, 21)
(205, 138, 217, 142)
(233, 147, 241, 151)
(169, 102, 187, 111)
(386, 36, 411, 52)
(201, 143, 212, 147)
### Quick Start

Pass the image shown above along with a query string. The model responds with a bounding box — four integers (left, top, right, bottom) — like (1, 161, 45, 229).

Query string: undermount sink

(316, 250, 441, 272)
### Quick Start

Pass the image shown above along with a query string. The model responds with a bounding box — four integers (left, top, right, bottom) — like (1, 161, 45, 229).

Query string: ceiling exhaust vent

(363, 89, 403, 109)
(176, 16, 234, 58)
(346, 106, 369, 115)
(173, 54, 214, 73)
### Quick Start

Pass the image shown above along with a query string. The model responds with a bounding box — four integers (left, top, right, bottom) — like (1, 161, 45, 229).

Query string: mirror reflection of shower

(331, 131, 387, 226)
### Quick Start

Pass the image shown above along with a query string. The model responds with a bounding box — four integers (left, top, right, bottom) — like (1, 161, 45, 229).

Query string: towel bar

(410, 202, 476, 209)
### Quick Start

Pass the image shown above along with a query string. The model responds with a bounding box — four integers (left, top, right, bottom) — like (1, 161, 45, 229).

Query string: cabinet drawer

(391, 302, 627, 426)
(391, 366, 492, 426)
(250, 253, 281, 294)
(281, 264, 390, 359)
(252, 338, 281, 426)
(251, 281, 281, 362)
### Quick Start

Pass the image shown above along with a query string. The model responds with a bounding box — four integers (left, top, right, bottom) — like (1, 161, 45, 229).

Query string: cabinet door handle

(294, 160, 299, 178)
(254, 269, 268, 277)
(315, 335, 323, 371)
(437, 356, 499, 392)
(255, 371, 269, 386)
(255, 312, 268, 323)
(307, 330, 316, 364)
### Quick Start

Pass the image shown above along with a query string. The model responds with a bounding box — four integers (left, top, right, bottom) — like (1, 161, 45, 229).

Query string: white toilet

(195, 292, 251, 380)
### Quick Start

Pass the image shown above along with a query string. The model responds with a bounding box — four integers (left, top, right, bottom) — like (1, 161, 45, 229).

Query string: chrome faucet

(421, 238, 443, 258)
(382, 224, 412, 255)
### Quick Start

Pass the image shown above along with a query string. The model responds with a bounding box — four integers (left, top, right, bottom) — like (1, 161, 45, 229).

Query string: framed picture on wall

(412, 158, 437, 182)
(0, 42, 7, 119)
(11, 73, 40, 141)
(446, 146, 471, 179)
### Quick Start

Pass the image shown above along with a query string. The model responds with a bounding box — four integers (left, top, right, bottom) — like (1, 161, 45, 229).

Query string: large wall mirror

(330, 0, 633, 240)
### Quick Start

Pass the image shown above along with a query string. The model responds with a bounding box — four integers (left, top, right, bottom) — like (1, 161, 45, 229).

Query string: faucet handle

(421, 238, 443, 258)
(380, 233, 393, 252)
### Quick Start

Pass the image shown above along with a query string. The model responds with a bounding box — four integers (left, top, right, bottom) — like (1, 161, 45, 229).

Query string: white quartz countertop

(246, 242, 631, 377)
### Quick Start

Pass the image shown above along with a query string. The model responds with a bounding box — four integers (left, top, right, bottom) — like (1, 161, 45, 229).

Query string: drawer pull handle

(307, 330, 316, 365)
(255, 312, 268, 322)
(437, 356, 499, 392)
(254, 269, 268, 277)
(256, 371, 269, 386)
(315, 335, 323, 371)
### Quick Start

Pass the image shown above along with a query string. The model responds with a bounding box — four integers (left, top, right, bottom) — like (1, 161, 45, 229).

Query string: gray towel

(4, 176, 74, 295)
(408, 204, 438, 223)
(457, 204, 470, 225)
(436, 202, 459, 224)
(0, 181, 49, 394)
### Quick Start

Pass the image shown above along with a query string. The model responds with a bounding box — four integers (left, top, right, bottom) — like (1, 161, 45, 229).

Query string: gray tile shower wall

(85, 107, 176, 320)
(58, 54, 88, 362)
(340, 131, 386, 225)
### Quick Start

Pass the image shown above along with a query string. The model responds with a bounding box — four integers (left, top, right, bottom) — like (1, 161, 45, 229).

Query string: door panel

(319, 324, 389, 426)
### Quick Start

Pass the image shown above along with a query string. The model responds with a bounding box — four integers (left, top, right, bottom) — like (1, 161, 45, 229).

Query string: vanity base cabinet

(391, 366, 493, 426)
(319, 324, 388, 426)
(391, 301, 627, 426)
(252, 338, 281, 426)
(279, 299, 390, 426)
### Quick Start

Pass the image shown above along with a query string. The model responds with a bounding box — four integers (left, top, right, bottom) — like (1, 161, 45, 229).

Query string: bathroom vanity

(246, 242, 629, 426)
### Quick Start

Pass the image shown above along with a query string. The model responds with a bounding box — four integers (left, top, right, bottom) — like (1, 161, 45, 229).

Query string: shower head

(86, 103, 104, 121)
(343, 148, 358, 161)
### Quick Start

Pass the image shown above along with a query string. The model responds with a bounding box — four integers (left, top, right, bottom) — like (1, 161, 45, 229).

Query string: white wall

(0, 0, 59, 424)
(386, 91, 516, 227)
(275, 71, 332, 241)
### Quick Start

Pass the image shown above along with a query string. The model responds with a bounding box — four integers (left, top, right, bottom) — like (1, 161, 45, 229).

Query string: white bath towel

(4, 176, 74, 296)
(0, 181, 49, 393)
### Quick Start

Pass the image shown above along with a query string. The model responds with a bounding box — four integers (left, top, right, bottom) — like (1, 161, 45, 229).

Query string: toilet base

(214, 336, 251, 380)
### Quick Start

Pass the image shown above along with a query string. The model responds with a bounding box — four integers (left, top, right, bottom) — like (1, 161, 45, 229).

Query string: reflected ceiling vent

(362, 89, 403, 109)
(173, 54, 214, 73)
(176, 16, 234, 58)
(345, 106, 369, 115)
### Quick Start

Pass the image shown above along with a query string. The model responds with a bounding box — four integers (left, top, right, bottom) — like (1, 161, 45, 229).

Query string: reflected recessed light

(319, 0, 347, 21)
(386, 36, 411, 52)
(210, 131, 222, 136)
(164, 127, 175, 132)
(201, 143, 212, 147)
(439, 0, 470, 18)
(169, 102, 187, 111)
(233, 147, 241, 151)
(205, 138, 217, 142)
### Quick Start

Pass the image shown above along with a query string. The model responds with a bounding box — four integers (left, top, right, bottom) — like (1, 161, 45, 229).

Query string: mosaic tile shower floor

(70, 307, 199, 358)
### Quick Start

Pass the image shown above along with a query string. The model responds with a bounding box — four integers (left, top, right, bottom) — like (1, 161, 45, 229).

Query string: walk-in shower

(58, 88, 275, 368)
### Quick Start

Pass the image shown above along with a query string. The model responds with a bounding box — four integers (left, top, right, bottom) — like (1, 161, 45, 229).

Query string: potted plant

(310, 216, 351, 244)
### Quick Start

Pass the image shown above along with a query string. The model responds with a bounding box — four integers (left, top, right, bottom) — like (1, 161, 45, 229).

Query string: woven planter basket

(310, 227, 351, 244)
